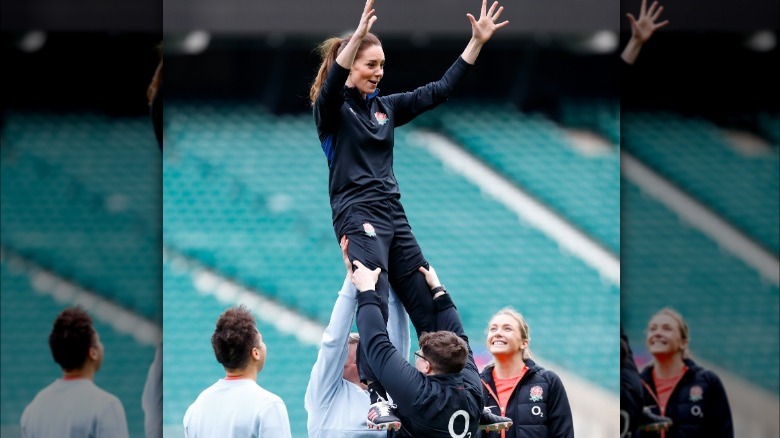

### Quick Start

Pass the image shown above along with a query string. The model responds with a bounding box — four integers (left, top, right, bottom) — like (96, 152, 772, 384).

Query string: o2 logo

(448, 410, 472, 438)
(620, 409, 631, 438)
(531, 406, 544, 417)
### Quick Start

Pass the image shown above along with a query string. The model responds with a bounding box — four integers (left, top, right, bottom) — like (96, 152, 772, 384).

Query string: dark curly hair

(211, 306, 260, 370)
(419, 331, 469, 374)
(49, 307, 96, 371)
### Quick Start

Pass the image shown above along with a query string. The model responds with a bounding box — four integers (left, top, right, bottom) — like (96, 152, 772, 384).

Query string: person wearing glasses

(305, 236, 411, 437)
(349, 259, 510, 437)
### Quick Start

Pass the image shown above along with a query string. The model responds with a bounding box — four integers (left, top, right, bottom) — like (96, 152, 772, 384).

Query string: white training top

(304, 277, 411, 438)
(21, 378, 128, 438)
(183, 378, 291, 438)
(141, 343, 162, 438)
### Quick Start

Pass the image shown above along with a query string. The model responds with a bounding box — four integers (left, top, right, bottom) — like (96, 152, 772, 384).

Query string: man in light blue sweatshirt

(305, 237, 411, 437)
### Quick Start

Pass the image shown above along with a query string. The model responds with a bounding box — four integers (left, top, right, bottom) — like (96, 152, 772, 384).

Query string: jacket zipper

(643, 369, 689, 438)
(482, 371, 527, 438)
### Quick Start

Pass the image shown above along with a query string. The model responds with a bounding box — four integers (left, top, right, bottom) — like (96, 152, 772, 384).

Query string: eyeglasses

(414, 350, 428, 362)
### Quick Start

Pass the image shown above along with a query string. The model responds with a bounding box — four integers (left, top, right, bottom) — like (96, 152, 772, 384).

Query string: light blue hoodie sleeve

(305, 277, 357, 422)
(387, 288, 411, 362)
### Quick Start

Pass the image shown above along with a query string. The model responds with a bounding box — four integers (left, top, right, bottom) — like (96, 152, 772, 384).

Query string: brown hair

(147, 43, 162, 105)
(419, 331, 469, 374)
(211, 306, 260, 370)
(648, 307, 691, 359)
(487, 307, 533, 359)
(309, 33, 382, 106)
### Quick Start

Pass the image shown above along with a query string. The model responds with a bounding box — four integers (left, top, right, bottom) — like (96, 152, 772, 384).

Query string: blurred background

(619, 0, 779, 436)
(1, 1, 162, 437)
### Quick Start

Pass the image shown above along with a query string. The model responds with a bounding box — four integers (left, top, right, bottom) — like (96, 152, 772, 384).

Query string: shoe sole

(368, 421, 402, 431)
(479, 421, 513, 431)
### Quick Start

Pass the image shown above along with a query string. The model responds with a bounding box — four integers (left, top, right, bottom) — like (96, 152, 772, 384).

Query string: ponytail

(309, 37, 348, 106)
(309, 32, 382, 106)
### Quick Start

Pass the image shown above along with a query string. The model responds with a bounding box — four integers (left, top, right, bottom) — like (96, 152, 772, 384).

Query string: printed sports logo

(529, 385, 543, 402)
(689, 385, 703, 402)
(374, 112, 389, 125)
(363, 222, 377, 237)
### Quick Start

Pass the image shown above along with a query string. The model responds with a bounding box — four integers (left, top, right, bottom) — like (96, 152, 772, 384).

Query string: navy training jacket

(638, 359, 733, 438)
(480, 360, 574, 438)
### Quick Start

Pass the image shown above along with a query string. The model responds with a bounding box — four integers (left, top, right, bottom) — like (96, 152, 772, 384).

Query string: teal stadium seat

(1, 113, 161, 321)
(621, 179, 779, 393)
(622, 112, 779, 254)
(414, 102, 620, 254)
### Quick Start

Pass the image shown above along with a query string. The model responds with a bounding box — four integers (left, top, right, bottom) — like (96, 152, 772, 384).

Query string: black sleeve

(434, 294, 482, 397)
(703, 371, 734, 438)
(621, 58, 636, 111)
(544, 371, 575, 438)
(356, 290, 428, 407)
(383, 56, 472, 127)
(313, 63, 350, 138)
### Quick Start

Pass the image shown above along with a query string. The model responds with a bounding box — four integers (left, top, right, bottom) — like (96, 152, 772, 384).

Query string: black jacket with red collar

(638, 359, 733, 438)
(479, 359, 574, 438)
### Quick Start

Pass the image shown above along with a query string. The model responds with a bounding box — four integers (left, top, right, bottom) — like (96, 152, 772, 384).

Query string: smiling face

(646, 313, 688, 359)
(486, 313, 529, 359)
(346, 44, 385, 99)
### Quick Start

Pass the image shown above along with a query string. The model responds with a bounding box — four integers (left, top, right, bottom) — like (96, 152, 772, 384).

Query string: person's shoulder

(693, 366, 723, 385)
(534, 366, 563, 384)
(253, 383, 285, 402)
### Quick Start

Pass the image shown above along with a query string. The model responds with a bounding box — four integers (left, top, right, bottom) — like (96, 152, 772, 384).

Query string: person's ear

(88, 346, 99, 361)
(519, 339, 529, 352)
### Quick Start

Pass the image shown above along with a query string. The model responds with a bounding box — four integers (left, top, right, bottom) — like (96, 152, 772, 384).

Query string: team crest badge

(689, 385, 703, 402)
(363, 222, 376, 237)
(374, 112, 388, 125)
(530, 386, 544, 402)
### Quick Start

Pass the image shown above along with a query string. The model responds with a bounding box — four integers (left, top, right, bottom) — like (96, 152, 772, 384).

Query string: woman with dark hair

(638, 308, 733, 437)
(309, 0, 508, 429)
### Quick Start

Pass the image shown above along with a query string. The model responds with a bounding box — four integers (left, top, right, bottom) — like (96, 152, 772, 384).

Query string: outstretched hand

(351, 260, 381, 293)
(627, 0, 668, 44)
(355, 0, 378, 39)
(467, 0, 509, 44)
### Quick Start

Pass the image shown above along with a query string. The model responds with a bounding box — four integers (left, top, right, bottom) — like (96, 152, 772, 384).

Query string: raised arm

(305, 237, 359, 410)
(387, 286, 411, 361)
(621, 0, 668, 65)
(461, 0, 509, 65)
(417, 266, 482, 392)
(352, 260, 427, 408)
(336, 0, 378, 70)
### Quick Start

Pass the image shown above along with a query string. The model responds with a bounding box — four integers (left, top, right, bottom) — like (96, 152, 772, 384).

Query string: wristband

(430, 285, 446, 295)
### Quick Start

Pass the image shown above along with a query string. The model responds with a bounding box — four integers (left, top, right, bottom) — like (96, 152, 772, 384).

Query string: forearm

(336, 35, 362, 70)
(620, 37, 643, 65)
(460, 37, 484, 65)
(305, 277, 356, 405)
(434, 293, 466, 338)
(357, 290, 425, 406)
(387, 288, 411, 360)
